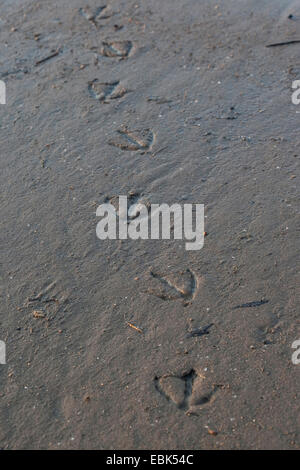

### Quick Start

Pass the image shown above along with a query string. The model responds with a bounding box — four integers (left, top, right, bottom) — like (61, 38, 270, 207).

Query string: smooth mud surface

(0, 0, 299, 449)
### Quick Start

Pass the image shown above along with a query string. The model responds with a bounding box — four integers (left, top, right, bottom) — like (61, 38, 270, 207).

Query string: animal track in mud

(88, 80, 126, 102)
(104, 192, 150, 219)
(109, 128, 154, 151)
(147, 269, 198, 303)
(155, 370, 196, 411)
(79, 6, 109, 25)
(25, 281, 59, 305)
(155, 370, 221, 412)
(22, 281, 68, 321)
(100, 41, 133, 58)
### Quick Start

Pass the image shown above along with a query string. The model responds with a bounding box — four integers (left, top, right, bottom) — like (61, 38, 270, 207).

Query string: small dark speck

(233, 299, 269, 309)
(185, 323, 214, 338)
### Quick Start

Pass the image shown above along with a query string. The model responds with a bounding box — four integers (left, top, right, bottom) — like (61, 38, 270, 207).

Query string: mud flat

(0, 0, 299, 449)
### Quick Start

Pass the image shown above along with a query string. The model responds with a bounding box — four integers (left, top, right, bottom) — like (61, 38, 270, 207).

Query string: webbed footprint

(109, 128, 154, 151)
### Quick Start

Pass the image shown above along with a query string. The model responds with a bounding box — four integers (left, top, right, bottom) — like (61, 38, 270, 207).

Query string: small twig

(266, 40, 300, 48)
(126, 322, 143, 334)
(35, 48, 61, 66)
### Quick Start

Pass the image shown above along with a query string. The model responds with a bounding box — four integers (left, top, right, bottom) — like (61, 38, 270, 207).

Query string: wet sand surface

(0, 0, 299, 449)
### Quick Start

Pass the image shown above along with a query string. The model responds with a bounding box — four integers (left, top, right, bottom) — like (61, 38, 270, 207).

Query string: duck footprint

(101, 41, 133, 58)
(147, 269, 198, 303)
(88, 80, 126, 102)
(109, 128, 154, 151)
(155, 370, 221, 413)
